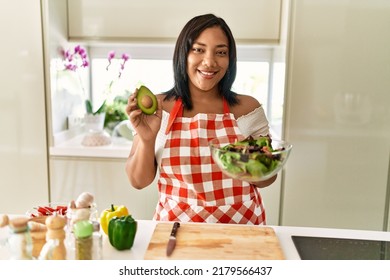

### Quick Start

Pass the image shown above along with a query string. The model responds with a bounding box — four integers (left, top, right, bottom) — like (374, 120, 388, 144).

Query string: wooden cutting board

(144, 222, 284, 260)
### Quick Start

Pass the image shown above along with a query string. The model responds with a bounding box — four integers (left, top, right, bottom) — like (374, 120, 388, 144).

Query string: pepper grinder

(39, 214, 67, 260)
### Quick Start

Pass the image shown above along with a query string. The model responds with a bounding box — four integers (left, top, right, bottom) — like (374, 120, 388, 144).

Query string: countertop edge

(49, 134, 132, 159)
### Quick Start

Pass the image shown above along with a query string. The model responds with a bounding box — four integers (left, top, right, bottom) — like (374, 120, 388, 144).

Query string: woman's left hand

(248, 174, 277, 188)
(125, 89, 162, 142)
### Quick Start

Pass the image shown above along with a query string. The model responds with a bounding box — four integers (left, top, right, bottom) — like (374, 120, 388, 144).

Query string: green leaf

(94, 100, 107, 115)
(85, 100, 93, 114)
(85, 99, 107, 115)
(246, 159, 267, 177)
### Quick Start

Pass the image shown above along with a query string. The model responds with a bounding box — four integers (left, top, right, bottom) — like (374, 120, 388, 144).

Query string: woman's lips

(198, 70, 217, 79)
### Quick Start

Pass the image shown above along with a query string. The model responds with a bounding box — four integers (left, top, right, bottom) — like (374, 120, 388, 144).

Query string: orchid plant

(61, 45, 130, 115)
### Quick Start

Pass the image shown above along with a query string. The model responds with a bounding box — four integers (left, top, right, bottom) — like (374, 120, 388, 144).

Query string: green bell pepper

(108, 215, 137, 250)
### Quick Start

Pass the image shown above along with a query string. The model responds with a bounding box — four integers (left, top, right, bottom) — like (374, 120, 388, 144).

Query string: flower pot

(84, 113, 105, 132)
(81, 130, 112, 146)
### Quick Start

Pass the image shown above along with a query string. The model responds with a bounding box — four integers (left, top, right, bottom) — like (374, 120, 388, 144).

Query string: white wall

(0, 0, 49, 213)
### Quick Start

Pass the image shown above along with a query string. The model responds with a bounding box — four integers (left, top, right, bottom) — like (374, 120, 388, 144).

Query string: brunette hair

(164, 13, 238, 109)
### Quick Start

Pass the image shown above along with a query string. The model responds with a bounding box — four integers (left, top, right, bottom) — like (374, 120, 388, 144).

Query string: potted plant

(60, 45, 130, 132)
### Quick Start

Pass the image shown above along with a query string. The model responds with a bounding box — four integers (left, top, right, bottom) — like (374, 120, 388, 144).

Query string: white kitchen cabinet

(281, 0, 390, 231)
(49, 157, 159, 220)
(67, 0, 282, 44)
(0, 0, 49, 213)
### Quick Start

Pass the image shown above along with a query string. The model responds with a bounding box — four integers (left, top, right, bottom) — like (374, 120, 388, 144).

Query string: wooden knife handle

(170, 222, 180, 237)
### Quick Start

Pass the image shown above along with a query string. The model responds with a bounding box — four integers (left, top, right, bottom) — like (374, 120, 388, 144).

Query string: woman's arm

(125, 135, 157, 189)
(125, 91, 163, 189)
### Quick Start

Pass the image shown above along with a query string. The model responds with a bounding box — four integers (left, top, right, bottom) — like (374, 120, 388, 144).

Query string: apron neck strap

(222, 98, 230, 114)
(165, 98, 183, 135)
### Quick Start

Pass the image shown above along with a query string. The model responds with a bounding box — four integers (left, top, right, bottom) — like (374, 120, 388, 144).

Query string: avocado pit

(140, 95, 153, 109)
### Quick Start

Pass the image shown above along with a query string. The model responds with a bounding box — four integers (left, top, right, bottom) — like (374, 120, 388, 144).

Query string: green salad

(214, 136, 285, 179)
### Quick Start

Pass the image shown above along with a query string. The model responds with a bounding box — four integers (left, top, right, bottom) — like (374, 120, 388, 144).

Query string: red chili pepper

(37, 206, 54, 216)
(55, 206, 68, 215)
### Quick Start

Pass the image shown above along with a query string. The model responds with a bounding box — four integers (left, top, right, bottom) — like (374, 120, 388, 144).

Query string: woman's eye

(192, 48, 203, 53)
(217, 50, 228, 56)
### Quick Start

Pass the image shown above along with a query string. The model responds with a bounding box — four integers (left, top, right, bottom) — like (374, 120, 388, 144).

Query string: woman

(125, 14, 276, 224)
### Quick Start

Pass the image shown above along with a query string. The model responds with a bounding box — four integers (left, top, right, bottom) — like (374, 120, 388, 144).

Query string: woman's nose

(202, 53, 217, 68)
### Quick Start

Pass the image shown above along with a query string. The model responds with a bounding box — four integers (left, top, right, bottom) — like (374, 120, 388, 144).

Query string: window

(90, 58, 174, 109)
(90, 45, 285, 137)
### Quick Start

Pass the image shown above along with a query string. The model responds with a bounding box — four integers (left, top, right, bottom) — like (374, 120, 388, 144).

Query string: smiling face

(186, 26, 229, 94)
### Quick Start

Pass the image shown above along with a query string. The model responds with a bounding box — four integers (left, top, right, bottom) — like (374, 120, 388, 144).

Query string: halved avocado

(137, 85, 157, 115)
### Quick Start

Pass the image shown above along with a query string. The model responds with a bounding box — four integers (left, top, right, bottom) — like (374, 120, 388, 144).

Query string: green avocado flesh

(137, 85, 157, 115)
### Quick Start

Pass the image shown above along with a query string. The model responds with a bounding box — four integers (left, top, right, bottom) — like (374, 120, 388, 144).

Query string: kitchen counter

(50, 134, 132, 159)
(1, 217, 390, 260)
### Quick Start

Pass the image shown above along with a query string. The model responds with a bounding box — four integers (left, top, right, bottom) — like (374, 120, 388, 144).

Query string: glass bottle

(8, 217, 33, 260)
(92, 221, 103, 260)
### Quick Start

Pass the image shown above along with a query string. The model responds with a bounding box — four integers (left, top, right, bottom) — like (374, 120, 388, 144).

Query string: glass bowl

(26, 202, 69, 217)
(26, 202, 69, 223)
(26, 202, 98, 224)
(209, 135, 292, 182)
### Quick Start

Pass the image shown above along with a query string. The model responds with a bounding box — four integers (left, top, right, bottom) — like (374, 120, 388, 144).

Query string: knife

(166, 222, 180, 256)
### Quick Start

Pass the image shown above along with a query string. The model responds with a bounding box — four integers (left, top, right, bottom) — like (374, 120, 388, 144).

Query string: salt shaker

(92, 221, 103, 260)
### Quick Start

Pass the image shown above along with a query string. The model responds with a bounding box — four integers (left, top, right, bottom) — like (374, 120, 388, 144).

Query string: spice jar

(73, 220, 93, 260)
(65, 201, 98, 259)
(8, 217, 33, 260)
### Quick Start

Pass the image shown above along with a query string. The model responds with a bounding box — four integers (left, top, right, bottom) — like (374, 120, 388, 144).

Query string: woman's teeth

(200, 71, 215, 76)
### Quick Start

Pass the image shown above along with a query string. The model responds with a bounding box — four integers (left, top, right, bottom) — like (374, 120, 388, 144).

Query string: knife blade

(166, 222, 180, 256)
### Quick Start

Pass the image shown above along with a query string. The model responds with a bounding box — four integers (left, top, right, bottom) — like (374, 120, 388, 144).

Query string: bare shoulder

(231, 94, 262, 118)
(156, 93, 175, 113)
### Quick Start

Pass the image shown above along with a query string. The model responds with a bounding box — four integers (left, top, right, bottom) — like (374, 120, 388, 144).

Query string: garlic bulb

(0, 214, 9, 227)
(68, 200, 76, 209)
(72, 208, 91, 224)
(75, 192, 94, 208)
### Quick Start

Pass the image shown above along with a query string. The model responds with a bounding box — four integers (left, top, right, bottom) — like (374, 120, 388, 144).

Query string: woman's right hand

(125, 88, 163, 142)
